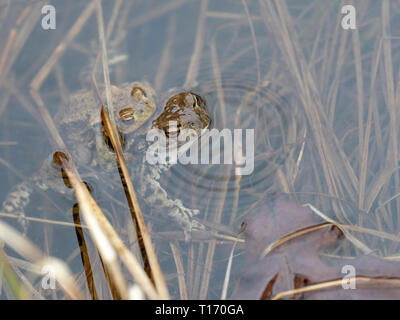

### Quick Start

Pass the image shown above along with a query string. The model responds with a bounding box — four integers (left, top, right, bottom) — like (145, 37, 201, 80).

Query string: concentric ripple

(162, 75, 305, 208)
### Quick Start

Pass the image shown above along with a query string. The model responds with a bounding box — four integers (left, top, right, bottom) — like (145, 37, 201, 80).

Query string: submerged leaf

(231, 193, 400, 299)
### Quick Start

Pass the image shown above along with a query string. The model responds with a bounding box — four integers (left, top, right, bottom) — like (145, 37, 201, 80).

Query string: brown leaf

(231, 193, 400, 299)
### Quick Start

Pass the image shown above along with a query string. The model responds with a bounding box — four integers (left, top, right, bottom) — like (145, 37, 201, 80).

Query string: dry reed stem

(359, 39, 382, 212)
(59, 154, 129, 299)
(0, 221, 83, 299)
(96, 0, 115, 124)
(272, 276, 400, 300)
(59, 153, 160, 299)
(127, 0, 186, 29)
(100, 107, 170, 299)
(154, 15, 176, 92)
(184, 0, 208, 87)
(0, 211, 87, 229)
(381, 0, 400, 226)
(220, 241, 238, 300)
(0, 3, 42, 84)
(241, 0, 260, 83)
(31, 1, 96, 92)
(170, 242, 188, 300)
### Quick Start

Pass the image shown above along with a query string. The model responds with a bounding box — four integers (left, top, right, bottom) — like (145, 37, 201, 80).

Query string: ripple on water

(163, 76, 305, 214)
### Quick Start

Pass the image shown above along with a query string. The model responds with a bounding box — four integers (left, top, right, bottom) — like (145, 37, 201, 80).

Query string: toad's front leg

(138, 162, 205, 239)
(1, 157, 69, 234)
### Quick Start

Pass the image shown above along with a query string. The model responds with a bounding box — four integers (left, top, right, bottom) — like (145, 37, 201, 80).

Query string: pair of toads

(2, 82, 211, 237)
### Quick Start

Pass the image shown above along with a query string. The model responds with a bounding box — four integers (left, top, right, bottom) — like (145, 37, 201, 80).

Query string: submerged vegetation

(1, 0, 400, 299)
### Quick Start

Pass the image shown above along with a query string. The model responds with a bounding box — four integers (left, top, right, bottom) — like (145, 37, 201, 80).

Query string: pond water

(1, 0, 400, 299)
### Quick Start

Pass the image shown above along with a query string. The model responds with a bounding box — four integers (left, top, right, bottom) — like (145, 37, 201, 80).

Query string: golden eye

(164, 124, 181, 138)
(131, 87, 145, 99)
(119, 107, 135, 121)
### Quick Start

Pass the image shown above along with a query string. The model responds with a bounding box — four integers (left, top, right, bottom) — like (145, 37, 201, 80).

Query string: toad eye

(131, 87, 146, 99)
(164, 123, 181, 138)
(119, 107, 135, 122)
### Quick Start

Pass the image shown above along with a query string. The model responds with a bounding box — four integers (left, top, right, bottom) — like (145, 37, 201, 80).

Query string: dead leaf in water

(231, 193, 400, 299)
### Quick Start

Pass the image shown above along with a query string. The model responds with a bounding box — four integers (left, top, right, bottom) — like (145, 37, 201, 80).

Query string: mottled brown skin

(2, 82, 156, 233)
(151, 92, 210, 147)
(136, 91, 211, 235)
(58, 81, 155, 155)
(3, 84, 211, 235)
